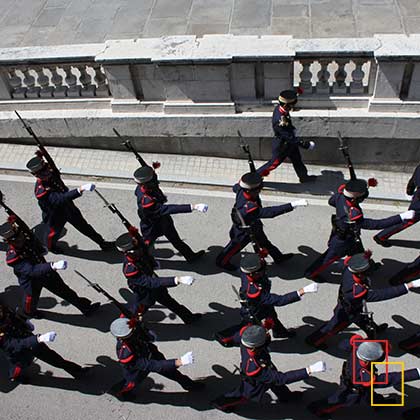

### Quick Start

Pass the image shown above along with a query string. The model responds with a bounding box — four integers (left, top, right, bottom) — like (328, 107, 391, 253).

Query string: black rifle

(15, 110, 67, 191)
(115, 128, 148, 167)
(0, 190, 46, 256)
(238, 130, 256, 173)
(337, 131, 357, 180)
(361, 299, 376, 339)
(93, 188, 157, 275)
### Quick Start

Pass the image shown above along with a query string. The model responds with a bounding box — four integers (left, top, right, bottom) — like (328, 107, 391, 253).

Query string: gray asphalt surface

(0, 175, 419, 420)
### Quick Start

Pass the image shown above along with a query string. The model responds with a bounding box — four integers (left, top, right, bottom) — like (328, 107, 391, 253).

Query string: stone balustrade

(0, 34, 419, 113)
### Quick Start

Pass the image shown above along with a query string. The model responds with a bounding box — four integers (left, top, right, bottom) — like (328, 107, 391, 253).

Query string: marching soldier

(305, 178, 416, 279)
(216, 172, 308, 271)
(257, 89, 317, 182)
(389, 254, 420, 285)
(211, 325, 327, 413)
(374, 164, 420, 247)
(1, 222, 100, 318)
(116, 232, 201, 324)
(0, 303, 89, 381)
(110, 317, 203, 399)
(305, 252, 420, 348)
(134, 166, 207, 262)
(215, 253, 319, 345)
(26, 156, 114, 254)
(308, 334, 420, 417)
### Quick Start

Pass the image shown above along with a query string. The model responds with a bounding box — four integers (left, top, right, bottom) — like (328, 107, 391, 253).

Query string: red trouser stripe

(404, 341, 420, 349)
(12, 366, 22, 379)
(378, 219, 415, 240)
(47, 227, 56, 249)
(309, 256, 340, 279)
(267, 158, 281, 173)
(24, 295, 32, 314)
(218, 397, 248, 410)
(221, 243, 242, 266)
(319, 403, 347, 415)
(313, 321, 349, 346)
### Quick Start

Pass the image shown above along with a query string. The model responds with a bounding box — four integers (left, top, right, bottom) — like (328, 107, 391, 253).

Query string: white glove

(308, 141, 316, 151)
(400, 210, 415, 221)
(180, 351, 194, 366)
(79, 183, 95, 193)
(307, 361, 326, 374)
(192, 203, 208, 213)
(175, 276, 194, 286)
(291, 199, 308, 208)
(38, 331, 57, 343)
(51, 260, 68, 271)
(303, 282, 319, 294)
(410, 279, 420, 288)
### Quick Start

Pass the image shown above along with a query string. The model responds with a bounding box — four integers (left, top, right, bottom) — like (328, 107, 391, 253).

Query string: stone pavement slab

(0, 143, 413, 203)
(0, 0, 418, 48)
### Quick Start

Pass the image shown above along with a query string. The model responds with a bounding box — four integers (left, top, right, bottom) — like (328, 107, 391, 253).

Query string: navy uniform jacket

(34, 178, 81, 224)
(0, 333, 39, 366)
(6, 246, 54, 294)
(407, 165, 420, 212)
(116, 338, 176, 393)
(236, 343, 309, 401)
(239, 270, 301, 322)
(122, 255, 176, 307)
(272, 106, 299, 145)
(231, 184, 293, 240)
(329, 185, 402, 238)
(339, 268, 408, 314)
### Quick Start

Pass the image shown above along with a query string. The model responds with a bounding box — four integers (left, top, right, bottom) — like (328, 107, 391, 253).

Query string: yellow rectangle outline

(371, 361, 405, 407)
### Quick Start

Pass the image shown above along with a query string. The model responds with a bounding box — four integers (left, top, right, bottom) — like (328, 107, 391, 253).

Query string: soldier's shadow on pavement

(268, 252, 321, 281)
(263, 169, 345, 196)
(391, 315, 420, 357)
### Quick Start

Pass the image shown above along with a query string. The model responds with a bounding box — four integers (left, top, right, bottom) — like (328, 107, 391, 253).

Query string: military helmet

(240, 254, 262, 273)
(239, 172, 263, 190)
(344, 179, 368, 198)
(356, 341, 384, 362)
(0, 222, 17, 240)
(348, 253, 371, 273)
(278, 90, 298, 104)
(26, 156, 45, 174)
(110, 317, 133, 338)
(133, 166, 154, 184)
(241, 325, 267, 348)
(115, 232, 136, 252)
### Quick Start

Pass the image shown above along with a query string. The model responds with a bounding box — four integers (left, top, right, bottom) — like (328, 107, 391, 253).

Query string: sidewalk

(0, 142, 412, 202)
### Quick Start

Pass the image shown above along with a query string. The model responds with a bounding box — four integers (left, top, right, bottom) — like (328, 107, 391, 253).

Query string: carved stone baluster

(8, 68, 26, 98)
(333, 59, 348, 94)
(51, 66, 67, 97)
(65, 65, 80, 97)
(316, 60, 330, 94)
(23, 67, 40, 99)
(79, 64, 95, 97)
(93, 64, 110, 97)
(36, 67, 53, 98)
(298, 59, 313, 93)
(350, 58, 365, 94)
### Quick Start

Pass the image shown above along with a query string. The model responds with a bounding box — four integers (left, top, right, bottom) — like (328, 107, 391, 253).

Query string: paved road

(0, 174, 419, 420)
(0, 0, 419, 48)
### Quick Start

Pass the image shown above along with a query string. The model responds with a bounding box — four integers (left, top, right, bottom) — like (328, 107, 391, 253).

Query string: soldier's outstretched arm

(375, 368, 420, 388)
(361, 212, 410, 230)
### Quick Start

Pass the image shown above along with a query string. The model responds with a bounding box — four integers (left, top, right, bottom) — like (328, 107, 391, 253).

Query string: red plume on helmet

(364, 249, 372, 260)
(7, 215, 17, 224)
(152, 161, 161, 169)
(296, 87, 304, 95)
(128, 318, 137, 329)
(368, 178, 378, 187)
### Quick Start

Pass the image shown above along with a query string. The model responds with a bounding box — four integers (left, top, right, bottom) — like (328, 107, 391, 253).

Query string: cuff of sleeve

(405, 284, 410, 291)
(297, 291, 302, 299)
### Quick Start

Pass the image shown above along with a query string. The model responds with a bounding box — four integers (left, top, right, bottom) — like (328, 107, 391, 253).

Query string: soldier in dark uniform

(1, 222, 100, 318)
(116, 232, 201, 324)
(216, 172, 309, 271)
(26, 156, 114, 254)
(308, 335, 420, 417)
(0, 304, 89, 381)
(110, 317, 203, 399)
(389, 254, 420, 285)
(304, 178, 416, 279)
(215, 253, 319, 345)
(257, 89, 316, 183)
(134, 166, 207, 262)
(374, 164, 420, 247)
(305, 253, 420, 348)
(211, 325, 327, 413)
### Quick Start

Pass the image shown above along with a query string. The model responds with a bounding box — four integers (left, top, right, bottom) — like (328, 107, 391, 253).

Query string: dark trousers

(390, 256, 420, 285)
(47, 206, 104, 249)
(23, 273, 92, 316)
(305, 232, 364, 279)
(400, 331, 420, 354)
(257, 139, 308, 180)
(9, 342, 82, 380)
(374, 211, 419, 242)
(306, 303, 376, 347)
(217, 225, 285, 267)
(142, 216, 196, 260)
(133, 288, 194, 323)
